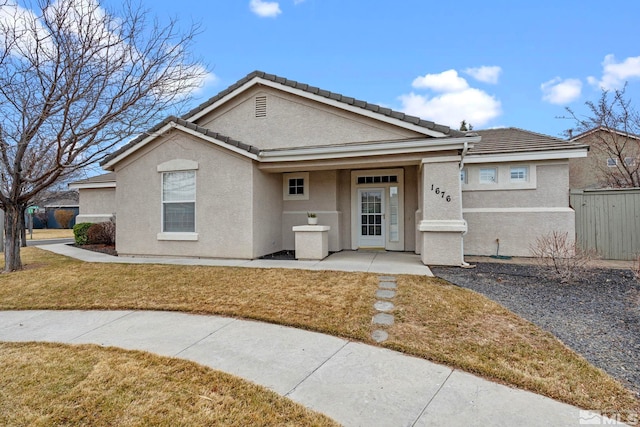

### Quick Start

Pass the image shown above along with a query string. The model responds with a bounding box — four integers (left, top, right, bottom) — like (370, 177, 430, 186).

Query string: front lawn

(1, 247, 638, 419)
(0, 342, 338, 426)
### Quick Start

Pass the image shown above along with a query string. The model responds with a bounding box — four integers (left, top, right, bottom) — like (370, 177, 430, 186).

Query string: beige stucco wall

(78, 188, 116, 216)
(196, 86, 423, 150)
(462, 161, 575, 257)
(252, 168, 283, 257)
(404, 165, 418, 252)
(113, 130, 256, 259)
(282, 170, 342, 252)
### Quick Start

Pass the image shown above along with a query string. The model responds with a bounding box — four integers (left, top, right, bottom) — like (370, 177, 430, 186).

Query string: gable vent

(255, 96, 267, 118)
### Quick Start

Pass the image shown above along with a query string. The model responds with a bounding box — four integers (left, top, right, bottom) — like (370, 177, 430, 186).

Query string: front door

(358, 188, 385, 248)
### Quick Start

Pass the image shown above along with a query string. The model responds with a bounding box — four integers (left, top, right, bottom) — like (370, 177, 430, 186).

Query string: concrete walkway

(38, 243, 434, 276)
(0, 310, 597, 427)
(20, 243, 625, 425)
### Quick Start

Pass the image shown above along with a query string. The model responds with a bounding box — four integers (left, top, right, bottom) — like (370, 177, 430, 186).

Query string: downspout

(459, 140, 470, 267)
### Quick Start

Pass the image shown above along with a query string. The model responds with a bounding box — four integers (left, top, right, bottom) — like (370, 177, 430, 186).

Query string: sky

(10, 0, 640, 138)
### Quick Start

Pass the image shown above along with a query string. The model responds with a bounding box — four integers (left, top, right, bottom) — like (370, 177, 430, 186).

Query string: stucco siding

(282, 170, 341, 252)
(404, 165, 418, 252)
(114, 131, 255, 258)
(461, 161, 574, 257)
(252, 168, 283, 257)
(196, 87, 423, 150)
(463, 210, 575, 257)
(78, 188, 116, 216)
(462, 162, 569, 209)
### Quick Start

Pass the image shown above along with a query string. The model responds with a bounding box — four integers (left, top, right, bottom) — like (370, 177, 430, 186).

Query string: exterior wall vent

(255, 96, 267, 118)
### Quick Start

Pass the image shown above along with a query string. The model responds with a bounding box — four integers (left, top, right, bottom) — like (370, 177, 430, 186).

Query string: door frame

(357, 188, 385, 248)
(350, 168, 405, 251)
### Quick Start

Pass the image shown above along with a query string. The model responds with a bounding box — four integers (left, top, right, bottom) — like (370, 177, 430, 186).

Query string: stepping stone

(372, 313, 394, 326)
(376, 289, 396, 299)
(371, 329, 388, 343)
(374, 301, 394, 312)
(378, 281, 397, 290)
(378, 276, 396, 282)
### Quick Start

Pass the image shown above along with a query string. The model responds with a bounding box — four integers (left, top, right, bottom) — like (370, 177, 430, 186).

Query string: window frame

(283, 172, 309, 200)
(607, 158, 618, 167)
(161, 170, 196, 234)
(479, 168, 497, 184)
(460, 169, 467, 184)
(510, 166, 528, 183)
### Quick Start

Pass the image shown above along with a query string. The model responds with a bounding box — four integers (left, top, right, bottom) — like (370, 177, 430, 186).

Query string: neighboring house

(70, 71, 587, 265)
(30, 191, 80, 229)
(569, 126, 640, 189)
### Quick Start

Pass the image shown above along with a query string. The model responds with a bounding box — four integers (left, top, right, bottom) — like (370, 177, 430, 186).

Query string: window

(607, 158, 617, 167)
(162, 171, 195, 232)
(288, 178, 304, 195)
(460, 169, 467, 184)
(479, 168, 497, 184)
(283, 172, 309, 200)
(510, 166, 528, 182)
(356, 175, 398, 184)
(624, 157, 636, 166)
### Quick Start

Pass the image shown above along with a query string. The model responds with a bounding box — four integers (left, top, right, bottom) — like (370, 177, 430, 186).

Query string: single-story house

(70, 71, 588, 266)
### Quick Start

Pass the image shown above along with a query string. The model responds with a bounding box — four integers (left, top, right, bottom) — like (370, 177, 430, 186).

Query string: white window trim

(479, 167, 497, 184)
(510, 166, 529, 183)
(624, 157, 636, 166)
(283, 172, 309, 200)
(607, 158, 618, 167)
(460, 168, 468, 184)
(159, 168, 198, 241)
(463, 164, 537, 191)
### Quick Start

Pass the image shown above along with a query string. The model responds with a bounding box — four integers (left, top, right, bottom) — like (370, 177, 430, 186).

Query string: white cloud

(587, 54, 640, 90)
(412, 69, 469, 92)
(399, 89, 501, 129)
(400, 69, 501, 128)
(540, 77, 582, 105)
(464, 66, 502, 84)
(249, 0, 282, 18)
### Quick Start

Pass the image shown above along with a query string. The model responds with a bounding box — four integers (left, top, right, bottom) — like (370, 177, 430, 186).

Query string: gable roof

(570, 126, 640, 142)
(101, 116, 259, 168)
(184, 70, 464, 138)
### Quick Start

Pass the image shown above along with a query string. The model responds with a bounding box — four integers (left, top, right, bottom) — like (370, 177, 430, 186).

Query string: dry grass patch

(1, 247, 638, 418)
(27, 229, 74, 240)
(388, 275, 639, 417)
(0, 342, 338, 426)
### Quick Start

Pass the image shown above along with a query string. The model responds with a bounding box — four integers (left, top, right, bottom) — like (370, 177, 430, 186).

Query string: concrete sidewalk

(38, 243, 434, 276)
(0, 310, 597, 427)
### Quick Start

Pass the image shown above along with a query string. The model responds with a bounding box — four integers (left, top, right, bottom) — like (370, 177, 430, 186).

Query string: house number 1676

(431, 184, 452, 202)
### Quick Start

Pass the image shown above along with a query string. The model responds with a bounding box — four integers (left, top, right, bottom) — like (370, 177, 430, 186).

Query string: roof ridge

(181, 70, 463, 137)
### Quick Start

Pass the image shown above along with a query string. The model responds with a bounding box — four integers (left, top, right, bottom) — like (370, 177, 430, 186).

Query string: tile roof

(70, 172, 116, 185)
(468, 127, 588, 155)
(183, 70, 464, 137)
(100, 116, 259, 166)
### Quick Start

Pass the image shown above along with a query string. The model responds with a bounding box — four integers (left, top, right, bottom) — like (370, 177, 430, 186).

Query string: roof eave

(258, 136, 480, 163)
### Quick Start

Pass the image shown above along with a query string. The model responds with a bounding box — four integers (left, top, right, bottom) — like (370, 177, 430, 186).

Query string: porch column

(419, 156, 466, 266)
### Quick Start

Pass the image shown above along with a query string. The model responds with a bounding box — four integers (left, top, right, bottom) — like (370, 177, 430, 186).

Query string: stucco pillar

(418, 156, 467, 266)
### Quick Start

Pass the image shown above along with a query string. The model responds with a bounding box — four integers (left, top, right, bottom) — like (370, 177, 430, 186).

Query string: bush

(73, 222, 93, 245)
(530, 231, 596, 283)
(87, 221, 116, 245)
(54, 209, 75, 229)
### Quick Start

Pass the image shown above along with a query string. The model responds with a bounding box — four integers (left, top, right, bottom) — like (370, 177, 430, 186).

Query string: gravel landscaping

(432, 262, 640, 398)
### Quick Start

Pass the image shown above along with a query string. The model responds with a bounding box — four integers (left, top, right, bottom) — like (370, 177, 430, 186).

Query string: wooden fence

(570, 188, 640, 260)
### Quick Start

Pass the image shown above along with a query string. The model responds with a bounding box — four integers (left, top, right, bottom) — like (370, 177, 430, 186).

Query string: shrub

(73, 222, 93, 245)
(530, 231, 596, 283)
(87, 221, 116, 245)
(54, 209, 75, 229)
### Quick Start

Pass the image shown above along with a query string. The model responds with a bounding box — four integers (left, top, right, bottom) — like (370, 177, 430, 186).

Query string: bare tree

(566, 86, 640, 188)
(0, 0, 207, 271)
